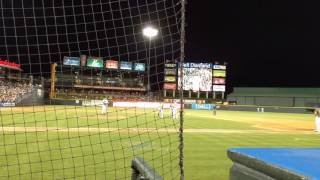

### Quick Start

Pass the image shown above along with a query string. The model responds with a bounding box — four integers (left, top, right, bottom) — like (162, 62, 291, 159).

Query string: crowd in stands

(0, 80, 33, 104)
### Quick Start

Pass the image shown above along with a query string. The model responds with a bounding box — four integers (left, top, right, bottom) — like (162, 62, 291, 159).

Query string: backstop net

(0, 0, 184, 179)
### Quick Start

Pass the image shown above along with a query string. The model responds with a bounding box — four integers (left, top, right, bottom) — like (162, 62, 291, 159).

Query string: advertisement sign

(191, 103, 215, 110)
(87, 57, 104, 68)
(213, 70, 226, 77)
(213, 85, 226, 92)
(182, 63, 212, 69)
(165, 76, 176, 82)
(113, 101, 181, 109)
(106, 60, 118, 69)
(183, 99, 197, 104)
(165, 63, 176, 68)
(63, 57, 80, 66)
(163, 83, 177, 90)
(0, 60, 21, 70)
(120, 61, 132, 70)
(134, 63, 145, 71)
(0, 102, 16, 107)
(165, 69, 176, 75)
(213, 65, 226, 70)
(82, 100, 103, 106)
(213, 78, 226, 84)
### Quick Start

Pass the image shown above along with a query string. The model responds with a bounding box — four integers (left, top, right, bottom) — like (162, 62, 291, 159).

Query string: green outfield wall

(227, 87, 320, 107)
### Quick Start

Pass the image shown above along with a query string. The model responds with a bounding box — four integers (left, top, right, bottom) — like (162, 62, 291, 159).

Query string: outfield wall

(227, 87, 320, 107)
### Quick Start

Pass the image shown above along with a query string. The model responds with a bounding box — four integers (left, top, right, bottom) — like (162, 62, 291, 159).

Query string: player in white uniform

(314, 109, 320, 132)
(170, 101, 178, 120)
(101, 98, 109, 114)
(158, 103, 164, 119)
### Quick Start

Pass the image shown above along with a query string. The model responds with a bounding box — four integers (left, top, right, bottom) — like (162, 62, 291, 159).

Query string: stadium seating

(0, 80, 33, 103)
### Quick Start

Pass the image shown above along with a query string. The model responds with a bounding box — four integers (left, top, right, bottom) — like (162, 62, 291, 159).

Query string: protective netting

(0, 0, 183, 179)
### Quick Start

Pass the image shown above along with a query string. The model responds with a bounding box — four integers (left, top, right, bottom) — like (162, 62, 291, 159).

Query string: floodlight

(143, 26, 159, 38)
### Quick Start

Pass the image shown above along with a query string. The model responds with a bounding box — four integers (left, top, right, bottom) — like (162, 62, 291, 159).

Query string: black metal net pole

(179, 0, 186, 180)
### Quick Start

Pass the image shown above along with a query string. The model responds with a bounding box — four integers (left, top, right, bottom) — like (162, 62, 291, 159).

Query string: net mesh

(0, 0, 183, 179)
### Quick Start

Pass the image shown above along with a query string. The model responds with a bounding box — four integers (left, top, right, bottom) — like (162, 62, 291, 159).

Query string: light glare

(143, 26, 159, 38)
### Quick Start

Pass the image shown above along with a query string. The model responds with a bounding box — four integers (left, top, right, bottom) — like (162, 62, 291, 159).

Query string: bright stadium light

(143, 26, 159, 38)
(143, 26, 159, 101)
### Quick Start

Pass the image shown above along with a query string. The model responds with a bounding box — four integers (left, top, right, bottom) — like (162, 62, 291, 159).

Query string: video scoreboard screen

(105, 60, 118, 69)
(63, 57, 80, 66)
(87, 57, 103, 68)
(120, 61, 132, 70)
(134, 63, 145, 71)
(178, 63, 212, 91)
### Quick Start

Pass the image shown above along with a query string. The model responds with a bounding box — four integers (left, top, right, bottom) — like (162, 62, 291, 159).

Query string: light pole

(143, 26, 159, 101)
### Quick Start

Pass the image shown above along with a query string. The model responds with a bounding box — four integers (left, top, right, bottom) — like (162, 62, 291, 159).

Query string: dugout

(227, 87, 320, 107)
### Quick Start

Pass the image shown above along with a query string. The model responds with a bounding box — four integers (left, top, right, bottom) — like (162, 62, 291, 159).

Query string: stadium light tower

(143, 26, 159, 101)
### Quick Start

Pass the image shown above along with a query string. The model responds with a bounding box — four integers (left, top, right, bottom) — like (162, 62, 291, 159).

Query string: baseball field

(0, 105, 319, 180)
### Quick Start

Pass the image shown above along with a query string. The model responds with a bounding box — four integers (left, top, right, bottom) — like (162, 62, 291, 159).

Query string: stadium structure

(48, 57, 228, 108)
(1, 1, 320, 180)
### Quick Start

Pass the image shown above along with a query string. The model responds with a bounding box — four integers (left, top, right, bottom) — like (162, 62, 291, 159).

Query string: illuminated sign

(163, 83, 177, 90)
(183, 63, 212, 69)
(213, 65, 226, 70)
(0, 60, 21, 70)
(134, 63, 145, 71)
(213, 70, 226, 77)
(105, 60, 118, 69)
(164, 76, 176, 82)
(213, 85, 225, 92)
(165, 63, 176, 68)
(165, 69, 176, 75)
(120, 61, 132, 70)
(63, 57, 80, 66)
(87, 57, 104, 68)
(213, 78, 226, 84)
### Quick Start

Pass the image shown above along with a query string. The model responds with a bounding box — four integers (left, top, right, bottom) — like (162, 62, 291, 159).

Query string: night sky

(187, 1, 320, 89)
(1, 0, 319, 91)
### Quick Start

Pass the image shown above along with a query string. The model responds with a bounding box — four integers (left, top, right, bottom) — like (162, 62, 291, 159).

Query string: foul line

(0, 127, 316, 134)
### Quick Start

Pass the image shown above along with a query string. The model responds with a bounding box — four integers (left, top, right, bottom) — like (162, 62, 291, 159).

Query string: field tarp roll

(228, 148, 319, 180)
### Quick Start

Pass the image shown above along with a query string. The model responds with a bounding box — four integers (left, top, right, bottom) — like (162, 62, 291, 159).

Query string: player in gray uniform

(170, 101, 178, 120)
(314, 108, 320, 132)
(158, 103, 164, 119)
(101, 98, 109, 114)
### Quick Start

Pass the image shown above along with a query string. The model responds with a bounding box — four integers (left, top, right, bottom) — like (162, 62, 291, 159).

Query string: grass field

(0, 106, 319, 180)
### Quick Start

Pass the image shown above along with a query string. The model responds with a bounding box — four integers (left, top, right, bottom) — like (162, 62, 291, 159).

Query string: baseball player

(170, 100, 178, 120)
(101, 97, 109, 114)
(158, 103, 164, 119)
(314, 109, 320, 132)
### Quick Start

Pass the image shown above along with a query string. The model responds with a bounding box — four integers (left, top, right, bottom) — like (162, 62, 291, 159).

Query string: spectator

(0, 80, 32, 103)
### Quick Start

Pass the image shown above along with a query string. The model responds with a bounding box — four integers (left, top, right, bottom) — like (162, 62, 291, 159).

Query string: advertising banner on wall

(82, 100, 103, 106)
(213, 78, 226, 85)
(165, 63, 177, 68)
(134, 63, 145, 71)
(113, 101, 181, 109)
(213, 70, 226, 77)
(0, 102, 16, 107)
(213, 65, 226, 70)
(63, 57, 80, 66)
(165, 76, 176, 82)
(191, 103, 215, 110)
(165, 69, 176, 75)
(87, 57, 104, 68)
(120, 61, 132, 70)
(163, 83, 177, 90)
(213, 85, 226, 92)
(106, 60, 118, 69)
